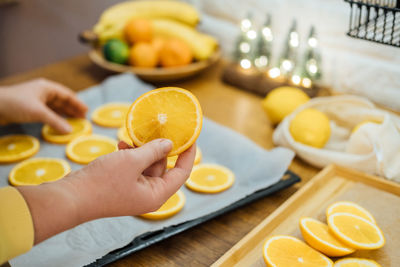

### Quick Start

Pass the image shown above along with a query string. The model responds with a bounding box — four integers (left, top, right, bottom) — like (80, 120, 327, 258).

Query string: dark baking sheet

(87, 170, 300, 267)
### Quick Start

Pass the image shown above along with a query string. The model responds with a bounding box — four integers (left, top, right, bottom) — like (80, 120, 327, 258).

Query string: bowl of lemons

(80, 0, 220, 82)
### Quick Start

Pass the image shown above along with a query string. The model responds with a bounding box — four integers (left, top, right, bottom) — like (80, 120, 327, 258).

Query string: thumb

(133, 139, 173, 171)
(37, 105, 72, 134)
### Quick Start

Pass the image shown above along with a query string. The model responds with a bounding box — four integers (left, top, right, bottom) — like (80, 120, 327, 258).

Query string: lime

(290, 108, 331, 148)
(262, 87, 310, 125)
(103, 39, 129, 64)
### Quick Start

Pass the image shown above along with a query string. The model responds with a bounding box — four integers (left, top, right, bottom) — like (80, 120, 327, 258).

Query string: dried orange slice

(117, 127, 133, 146)
(327, 213, 385, 250)
(167, 146, 202, 169)
(0, 135, 39, 163)
(263, 235, 333, 267)
(299, 217, 355, 257)
(42, 118, 92, 144)
(326, 201, 376, 224)
(334, 258, 381, 267)
(126, 87, 202, 156)
(9, 158, 70, 186)
(185, 164, 234, 193)
(140, 190, 185, 220)
(92, 103, 130, 128)
(66, 135, 117, 164)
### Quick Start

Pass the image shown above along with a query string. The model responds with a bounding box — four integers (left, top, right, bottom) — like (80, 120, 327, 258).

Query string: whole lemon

(290, 108, 331, 148)
(352, 119, 381, 133)
(262, 87, 310, 125)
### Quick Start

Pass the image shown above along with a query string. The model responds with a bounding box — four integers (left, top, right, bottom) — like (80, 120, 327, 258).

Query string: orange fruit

(159, 38, 193, 67)
(124, 18, 152, 44)
(334, 258, 381, 267)
(167, 146, 202, 169)
(126, 87, 202, 156)
(0, 135, 39, 163)
(263, 235, 333, 267)
(185, 164, 235, 193)
(327, 213, 385, 250)
(9, 158, 70, 186)
(66, 135, 117, 164)
(92, 103, 130, 128)
(129, 42, 158, 68)
(42, 118, 92, 144)
(140, 190, 185, 220)
(299, 217, 355, 257)
(151, 37, 165, 54)
(326, 201, 376, 224)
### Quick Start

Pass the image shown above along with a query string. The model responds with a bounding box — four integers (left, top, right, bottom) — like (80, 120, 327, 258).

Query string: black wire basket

(345, 0, 400, 47)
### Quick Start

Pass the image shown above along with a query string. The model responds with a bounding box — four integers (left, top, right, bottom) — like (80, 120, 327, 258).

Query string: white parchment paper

(0, 73, 294, 267)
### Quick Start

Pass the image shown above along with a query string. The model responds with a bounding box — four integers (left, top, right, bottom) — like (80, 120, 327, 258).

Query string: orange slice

(334, 258, 381, 267)
(167, 146, 202, 169)
(117, 126, 133, 146)
(140, 190, 185, 220)
(263, 235, 333, 267)
(326, 201, 376, 224)
(66, 135, 117, 164)
(327, 213, 385, 250)
(299, 217, 355, 257)
(185, 164, 234, 193)
(42, 118, 92, 144)
(126, 87, 202, 156)
(9, 158, 70, 186)
(92, 103, 130, 128)
(0, 135, 39, 163)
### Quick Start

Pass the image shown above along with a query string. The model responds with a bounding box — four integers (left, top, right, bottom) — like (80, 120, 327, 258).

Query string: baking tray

(86, 170, 300, 267)
(212, 164, 400, 267)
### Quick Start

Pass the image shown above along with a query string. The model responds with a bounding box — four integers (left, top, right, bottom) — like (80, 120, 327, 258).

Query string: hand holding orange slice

(126, 87, 202, 156)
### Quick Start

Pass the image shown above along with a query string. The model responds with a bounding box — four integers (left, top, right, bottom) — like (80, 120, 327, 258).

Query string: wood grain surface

(0, 55, 319, 266)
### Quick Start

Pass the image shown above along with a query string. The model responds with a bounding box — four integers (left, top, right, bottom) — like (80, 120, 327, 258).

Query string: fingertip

(118, 141, 133, 150)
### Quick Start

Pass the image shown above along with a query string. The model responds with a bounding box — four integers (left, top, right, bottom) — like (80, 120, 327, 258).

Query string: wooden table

(0, 55, 319, 266)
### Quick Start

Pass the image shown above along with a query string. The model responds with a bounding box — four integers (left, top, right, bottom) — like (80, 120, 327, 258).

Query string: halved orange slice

(167, 146, 202, 169)
(327, 213, 385, 250)
(140, 190, 185, 220)
(66, 135, 117, 164)
(9, 158, 70, 186)
(0, 135, 39, 163)
(299, 217, 355, 257)
(326, 201, 376, 224)
(185, 164, 234, 193)
(263, 235, 333, 267)
(42, 118, 92, 144)
(92, 103, 130, 128)
(126, 87, 202, 156)
(334, 258, 381, 267)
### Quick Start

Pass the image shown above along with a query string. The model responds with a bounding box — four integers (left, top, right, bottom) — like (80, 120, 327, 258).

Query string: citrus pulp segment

(185, 163, 234, 193)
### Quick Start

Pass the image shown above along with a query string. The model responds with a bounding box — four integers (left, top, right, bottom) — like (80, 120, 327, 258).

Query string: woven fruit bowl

(79, 1, 220, 82)
(85, 46, 221, 82)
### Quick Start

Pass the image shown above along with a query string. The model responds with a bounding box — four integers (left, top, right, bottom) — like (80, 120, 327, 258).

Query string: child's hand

(69, 139, 196, 219)
(0, 78, 87, 133)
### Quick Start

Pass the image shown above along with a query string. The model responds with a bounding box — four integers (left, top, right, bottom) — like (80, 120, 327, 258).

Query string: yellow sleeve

(0, 186, 34, 264)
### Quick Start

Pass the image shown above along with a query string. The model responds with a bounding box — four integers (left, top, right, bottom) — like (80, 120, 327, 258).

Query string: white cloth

(273, 95, 400, 182)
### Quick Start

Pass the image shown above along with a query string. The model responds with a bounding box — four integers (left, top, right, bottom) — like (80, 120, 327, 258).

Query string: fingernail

(160, 139, 173, 153)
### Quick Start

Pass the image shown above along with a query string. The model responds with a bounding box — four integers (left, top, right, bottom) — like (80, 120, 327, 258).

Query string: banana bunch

(93, 0, 218, 60)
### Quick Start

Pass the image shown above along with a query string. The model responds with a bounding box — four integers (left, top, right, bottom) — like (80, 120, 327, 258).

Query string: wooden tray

(212, 164, 400, 267)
